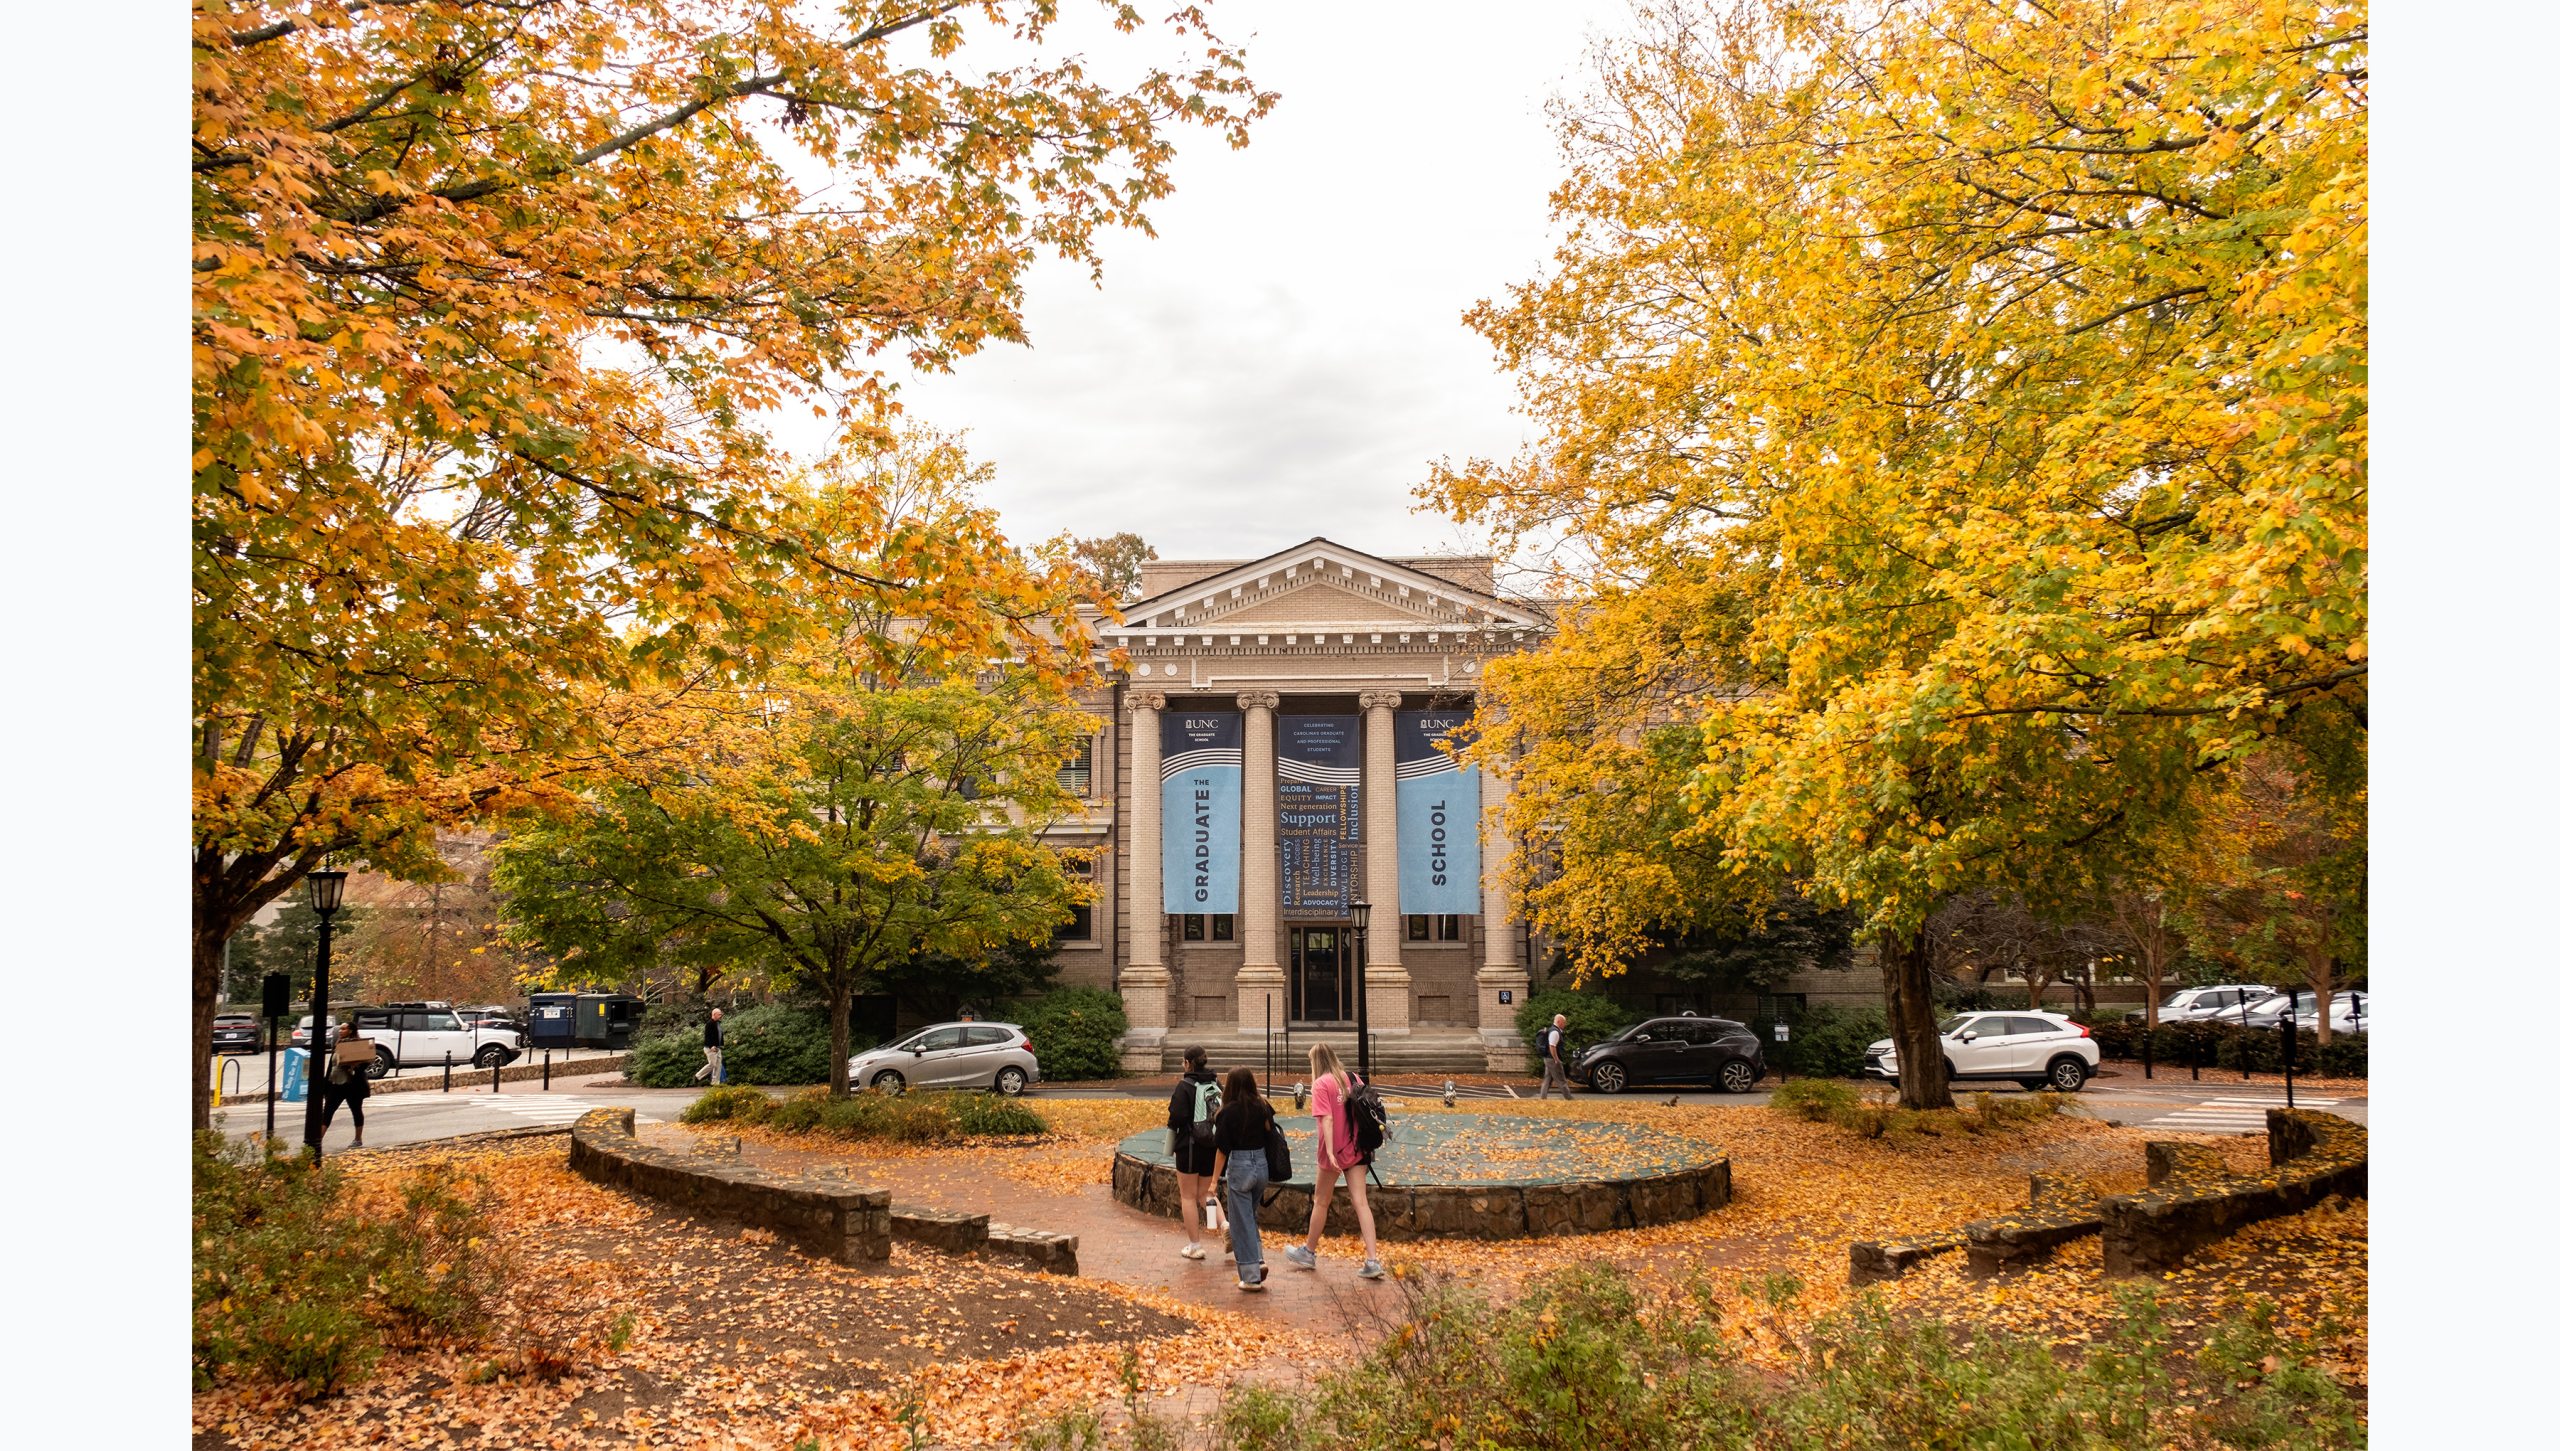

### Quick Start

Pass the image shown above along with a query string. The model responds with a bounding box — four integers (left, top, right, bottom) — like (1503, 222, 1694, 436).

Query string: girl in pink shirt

(1285, 1043, 1385, 1279)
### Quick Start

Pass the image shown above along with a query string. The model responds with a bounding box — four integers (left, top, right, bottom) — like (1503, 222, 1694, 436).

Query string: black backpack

(1346, 1077, 1390, 1159)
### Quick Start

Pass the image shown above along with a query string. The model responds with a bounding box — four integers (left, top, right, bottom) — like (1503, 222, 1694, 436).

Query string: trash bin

(527, 993, 578, 1050)
(573, 993, 646, 1050)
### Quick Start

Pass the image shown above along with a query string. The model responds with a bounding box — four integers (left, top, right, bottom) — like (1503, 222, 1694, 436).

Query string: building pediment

(1108, 538, 1546, 639)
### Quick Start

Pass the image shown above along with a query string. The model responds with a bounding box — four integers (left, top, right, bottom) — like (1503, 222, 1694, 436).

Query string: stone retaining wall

(569, 1107, 891, 1265)
(1110, 1152, 1732, 1241)
(2100, 1108, 2366, 1275)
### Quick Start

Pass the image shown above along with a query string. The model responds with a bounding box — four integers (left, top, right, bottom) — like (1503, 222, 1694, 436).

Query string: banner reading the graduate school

(1395, 709, 1482, 915)
(1278, 715, 1363, 914)
(1160, 711, 1241, 914)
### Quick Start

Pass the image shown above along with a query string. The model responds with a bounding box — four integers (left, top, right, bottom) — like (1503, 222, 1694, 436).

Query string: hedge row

(681, 1084, 1046, 1141)
(2086, 1018, 2365, 1078)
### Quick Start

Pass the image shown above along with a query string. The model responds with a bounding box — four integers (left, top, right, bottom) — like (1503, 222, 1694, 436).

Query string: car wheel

(870, 1069, 906, 1095)
(1591, 1061, 1628, 1094)
(994, 1066, 1028, 1097)
(1718, 1059, 1758, 1094)
(473, 1044, 511, 1069)
(367, 1048, 396, 1080)
(2046, 1057, 2088, 1093)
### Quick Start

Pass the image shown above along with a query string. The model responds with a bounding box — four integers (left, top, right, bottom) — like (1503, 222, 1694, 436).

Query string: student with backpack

(1166, 1046, 1222, 1260)
(1284, 1043, 1386, 1280)
(1210, 1067, 1280, 1291)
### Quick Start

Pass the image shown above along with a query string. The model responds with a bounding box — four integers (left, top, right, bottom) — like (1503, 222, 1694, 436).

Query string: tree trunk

(2307, 933, 2336, 1048)
(1882, 930, 1952, 1109)
(828, 973, 854, 1097)
(192, 918, 229, 1133)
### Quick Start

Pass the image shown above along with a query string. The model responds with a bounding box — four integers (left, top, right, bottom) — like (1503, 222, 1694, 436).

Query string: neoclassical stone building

(1039, 538, 1552, 1071)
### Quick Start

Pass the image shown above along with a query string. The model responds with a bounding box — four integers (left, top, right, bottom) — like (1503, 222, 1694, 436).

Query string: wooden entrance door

(1288, 925, 1351, 1024)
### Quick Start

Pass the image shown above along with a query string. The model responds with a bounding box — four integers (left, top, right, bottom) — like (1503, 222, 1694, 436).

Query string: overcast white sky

(817, 2, 1620, 562)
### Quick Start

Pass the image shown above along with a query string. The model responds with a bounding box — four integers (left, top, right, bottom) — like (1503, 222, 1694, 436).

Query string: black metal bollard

(493, 1054, 503, 1093)
(2191, 1032, 2202, 1082)
(2142, 1027, 2153, 1080)
(543, 1051, 552, 1090)
(2281, 1014, 2297, 1108)
(443, 1052, 453, 1092)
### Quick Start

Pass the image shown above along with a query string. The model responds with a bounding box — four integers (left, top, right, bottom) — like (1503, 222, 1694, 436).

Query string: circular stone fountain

(1110, 1111, 1731, 1241)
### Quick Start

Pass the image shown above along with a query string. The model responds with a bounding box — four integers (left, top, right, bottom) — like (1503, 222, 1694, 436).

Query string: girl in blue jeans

(1211, 1066, 1277, 1291)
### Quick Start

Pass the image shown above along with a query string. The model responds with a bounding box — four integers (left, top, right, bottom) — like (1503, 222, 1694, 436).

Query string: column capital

(1126, 690, 1169, 714)
(1235, 690, 1281, 712)
(1358, 690, 1403, 712)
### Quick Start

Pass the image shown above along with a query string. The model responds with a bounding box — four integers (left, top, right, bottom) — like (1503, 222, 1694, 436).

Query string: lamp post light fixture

(299, 869, 349, 1162)
(1348, 900, 1373, 1082)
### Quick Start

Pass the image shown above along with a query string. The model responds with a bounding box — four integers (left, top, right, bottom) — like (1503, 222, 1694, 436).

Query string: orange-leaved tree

(190, 1, 1263, 1125)
(1435, 0, 2365, 1106)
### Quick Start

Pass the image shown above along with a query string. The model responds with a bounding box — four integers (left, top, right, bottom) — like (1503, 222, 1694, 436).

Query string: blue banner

(1395, 710, 1481, 914)
(1279, 715, 1363, 913)
(1161, 711, 1241, 913)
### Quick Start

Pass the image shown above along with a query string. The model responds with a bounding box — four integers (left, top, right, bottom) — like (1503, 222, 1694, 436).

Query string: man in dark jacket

(1167, 1046, 1220, 1260)
(695, 1008, 725, 1085)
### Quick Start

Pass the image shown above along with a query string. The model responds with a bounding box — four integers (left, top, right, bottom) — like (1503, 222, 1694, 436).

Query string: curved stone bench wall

(2100, 1107, 2366, 1275)
(1111, 1149, 1732, 1241)
(569, 1107, 891, 1264)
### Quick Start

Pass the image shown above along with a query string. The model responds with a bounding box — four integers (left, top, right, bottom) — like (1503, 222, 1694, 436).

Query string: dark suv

(1572, 1016, 1767, 1094)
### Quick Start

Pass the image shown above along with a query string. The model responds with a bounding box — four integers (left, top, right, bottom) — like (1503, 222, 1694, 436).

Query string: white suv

(1863, 1010, 2102, 1092)
(2155, 984, 2275, 1022)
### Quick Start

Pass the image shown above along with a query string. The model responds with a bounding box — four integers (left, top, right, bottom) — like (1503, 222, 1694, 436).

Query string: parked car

(2154, 984, 2275, 1022)
(211, 1014, 263, 1055)
(292, 1002, 524, 1077)
(1570, 1015, 1766, 1094)
(2213, 988, 2371, 1034)
(850, 1022, 1040, 1096)
(457, 1006, 522, 1035)
(1863, 1009, 2101, 1092)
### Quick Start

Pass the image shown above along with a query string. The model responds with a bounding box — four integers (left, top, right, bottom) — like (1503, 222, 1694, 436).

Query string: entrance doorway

(1288, 925, 1353, 1024)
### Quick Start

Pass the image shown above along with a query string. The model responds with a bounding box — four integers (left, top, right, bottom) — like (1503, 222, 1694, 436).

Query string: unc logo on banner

(1395, 710, 1482, 914)
(1160, 712, 1240, 914)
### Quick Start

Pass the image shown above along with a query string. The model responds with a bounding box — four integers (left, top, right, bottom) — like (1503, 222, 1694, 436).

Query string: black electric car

(1571, 1016, 1767, 1094)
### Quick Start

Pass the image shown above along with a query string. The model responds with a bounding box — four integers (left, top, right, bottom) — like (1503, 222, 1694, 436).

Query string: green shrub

(2090, 1016, 2363, 1079)
(1153, 1266, 2363, 1451)
(1015, 987, 1128, 1080)
(948, 1092, 1049, 1136)
(1769, 1077, 1862, 1123)
(1514, 988, 1636, 1060)
(1751, 1002, 1890, 1080)
(629, 1027, 708, 1088)
(2312, 1033, 2366, 1078)
(679, 1085, 772, 1124)
(193, 1132, 504, 1398)
(722, 1003, 848, 1085)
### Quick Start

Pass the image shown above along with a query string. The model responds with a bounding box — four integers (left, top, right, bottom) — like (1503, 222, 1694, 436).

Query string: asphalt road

(215, 1070, 2365, 1155)
(208, 1043, 628, 1097)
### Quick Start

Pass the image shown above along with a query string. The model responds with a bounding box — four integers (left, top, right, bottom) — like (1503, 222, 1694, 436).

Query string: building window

(1056, 735, 1095, 797)
(1756, 992, 1809, 1021)
(1408, 915, 1465, 942)
(1437, 915, 1464, 942)
(1406, 915, 1431, 942)
(1054, 855, 1093, 942)
(1212, 914, 1234, 941)
(1182, 913, 1235, 942)
(1182, 914, 1205, 941)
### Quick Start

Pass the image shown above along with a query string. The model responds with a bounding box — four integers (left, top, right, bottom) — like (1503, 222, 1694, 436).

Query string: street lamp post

(1349, 901, 1373, 1082)
(299, 869, 348, 1162)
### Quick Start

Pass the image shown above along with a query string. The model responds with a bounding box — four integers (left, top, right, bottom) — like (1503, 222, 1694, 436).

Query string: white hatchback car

(2213, 988, 2371, 1034)
(2154, 984, 2275, 1022)
(1863, 1009, 2102, 1092)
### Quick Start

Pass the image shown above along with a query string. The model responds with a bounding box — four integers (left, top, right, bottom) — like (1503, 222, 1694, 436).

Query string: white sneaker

(1283, 1244, 1317, 1270)
(1179, 1242, 1207, 1260)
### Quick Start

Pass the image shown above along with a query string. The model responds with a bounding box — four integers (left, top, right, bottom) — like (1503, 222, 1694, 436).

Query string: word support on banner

(1161, 712, 1241, 914)
(1395, 709, 1482, 914)
(1278, 715, 1362, 913)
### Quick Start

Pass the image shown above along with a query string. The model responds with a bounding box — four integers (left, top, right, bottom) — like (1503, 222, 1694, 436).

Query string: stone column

(1234, 691, 1285, 1037)
(1476, 757, 1532, 1071)
(1120, 691, 1170, 1056)
(1359, 691, 1410, 1034)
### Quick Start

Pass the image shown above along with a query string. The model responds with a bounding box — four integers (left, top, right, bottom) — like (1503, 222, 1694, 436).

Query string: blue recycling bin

(279, 1046, 310, 1104)
(527, 993, 578, 1049)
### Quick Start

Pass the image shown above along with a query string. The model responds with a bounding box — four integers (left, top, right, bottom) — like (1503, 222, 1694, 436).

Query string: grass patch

(193, 1132, 510, 1399)
(1771, 1079, 2069, 1144)
(681, 1085, 1047, 1142)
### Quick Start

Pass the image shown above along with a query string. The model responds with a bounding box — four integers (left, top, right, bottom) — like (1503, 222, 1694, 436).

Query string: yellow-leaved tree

(190, 1, 1265, 1125)
(1433, 0, 2365, 1106)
